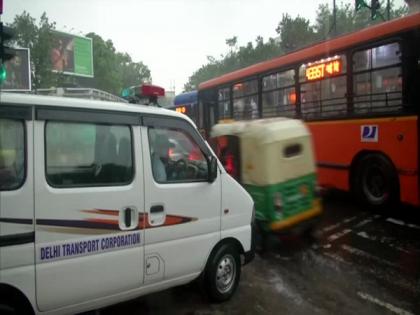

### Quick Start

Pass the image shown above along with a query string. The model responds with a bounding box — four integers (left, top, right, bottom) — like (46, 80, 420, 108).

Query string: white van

(0, 93, 254, 314)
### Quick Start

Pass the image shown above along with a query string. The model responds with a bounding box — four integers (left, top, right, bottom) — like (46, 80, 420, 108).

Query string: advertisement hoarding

(51, 31, 94, 77)
(2, 48, 31, 91)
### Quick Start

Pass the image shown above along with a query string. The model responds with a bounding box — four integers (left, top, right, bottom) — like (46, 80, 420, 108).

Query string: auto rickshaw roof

(211, 117, 309, 144)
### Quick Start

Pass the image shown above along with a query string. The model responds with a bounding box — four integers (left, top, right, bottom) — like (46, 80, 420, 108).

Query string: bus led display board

(305, 58, 342, 81)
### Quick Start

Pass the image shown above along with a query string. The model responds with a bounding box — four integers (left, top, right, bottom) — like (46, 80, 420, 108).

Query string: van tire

(204, 243, 241, 302)
(0, 290, 34, 315)
(353, 154, 399, 209)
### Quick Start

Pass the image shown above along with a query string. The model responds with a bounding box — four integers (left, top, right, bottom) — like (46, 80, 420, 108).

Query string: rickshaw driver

(151, 134, 170, 182)
(217, 136, 239, 180)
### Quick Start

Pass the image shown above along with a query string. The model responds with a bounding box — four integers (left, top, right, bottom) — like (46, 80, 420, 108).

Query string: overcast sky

(2, 0, 406, 94)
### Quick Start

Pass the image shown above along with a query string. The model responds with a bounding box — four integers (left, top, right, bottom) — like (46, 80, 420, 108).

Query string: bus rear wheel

(354, 154, 399, 209)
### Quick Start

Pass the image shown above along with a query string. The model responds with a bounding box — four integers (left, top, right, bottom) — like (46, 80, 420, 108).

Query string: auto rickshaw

(210, 118, 322, 242)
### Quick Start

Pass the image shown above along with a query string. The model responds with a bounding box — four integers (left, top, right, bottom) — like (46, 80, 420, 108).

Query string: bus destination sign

(305, 58, 342, 81)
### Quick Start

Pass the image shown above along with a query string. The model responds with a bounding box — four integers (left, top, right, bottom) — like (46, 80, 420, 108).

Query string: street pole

(333, 0, 337, 35)
(387, 0, 390, 20)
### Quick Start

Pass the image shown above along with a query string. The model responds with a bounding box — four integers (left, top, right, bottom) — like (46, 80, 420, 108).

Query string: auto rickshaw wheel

(255, 220, 270, 255)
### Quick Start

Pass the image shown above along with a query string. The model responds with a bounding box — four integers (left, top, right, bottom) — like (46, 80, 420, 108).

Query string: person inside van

(151, 133, 170, 182)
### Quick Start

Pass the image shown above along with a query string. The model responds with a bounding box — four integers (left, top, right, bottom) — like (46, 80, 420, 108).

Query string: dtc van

(0, 93, 254, 314)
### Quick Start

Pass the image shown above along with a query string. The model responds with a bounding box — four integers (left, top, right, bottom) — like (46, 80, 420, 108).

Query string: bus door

(199, 89, 219, 137)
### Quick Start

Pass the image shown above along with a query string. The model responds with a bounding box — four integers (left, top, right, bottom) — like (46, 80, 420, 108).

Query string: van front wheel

(204, 243, 241, 302)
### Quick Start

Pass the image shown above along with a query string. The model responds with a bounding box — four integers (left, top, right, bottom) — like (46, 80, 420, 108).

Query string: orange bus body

(198, 13, 420, 207)
(307, 116, 419, 206)
(199, 13, 420, 90)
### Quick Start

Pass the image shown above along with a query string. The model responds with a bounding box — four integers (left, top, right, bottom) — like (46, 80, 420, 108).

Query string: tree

(84, 33, 122, 93)
(116, 52, 151, 90)
(405, 0, 420, 12)
(11, 11, 56, 89)
(315, 1, 408, 41)
(184, 35, 281, 91)
(184, 1, 408, 91)
(225, 36, 238, 54)
(9, 12, 151, 94)
(276, 14, 316, 53)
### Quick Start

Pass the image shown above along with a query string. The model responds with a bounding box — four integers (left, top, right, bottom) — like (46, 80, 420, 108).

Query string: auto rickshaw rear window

(284, 144, 302, 158)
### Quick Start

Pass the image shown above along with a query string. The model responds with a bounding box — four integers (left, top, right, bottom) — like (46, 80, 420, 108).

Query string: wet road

(102, 193, 420, 315)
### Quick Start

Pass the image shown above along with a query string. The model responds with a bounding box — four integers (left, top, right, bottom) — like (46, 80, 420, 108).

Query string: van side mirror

(208, 156, 218, 183)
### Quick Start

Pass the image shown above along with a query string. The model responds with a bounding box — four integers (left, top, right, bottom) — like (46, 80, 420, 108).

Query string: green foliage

(184, 1, 408, 92)
(355, 0, 367, 11)
(276, 14, 316, 53)
(11, 11, 56, 89)
(405, 0, 420, 13)
(184, 36, 282, 91)
(9, 12, 151, 94)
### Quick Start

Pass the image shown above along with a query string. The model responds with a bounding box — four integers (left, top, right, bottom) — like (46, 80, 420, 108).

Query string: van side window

(0, 119, 25, 190)
(148, 127, 208, 183)
(46, 122, 133, 187)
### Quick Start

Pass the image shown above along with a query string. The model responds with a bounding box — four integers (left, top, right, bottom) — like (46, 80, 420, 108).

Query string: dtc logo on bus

(361, 125, 379, 142)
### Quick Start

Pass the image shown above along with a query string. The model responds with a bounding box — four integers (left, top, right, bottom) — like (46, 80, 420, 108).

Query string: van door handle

(119, 206, 138, 230)
(150, 205, 164, 213)
(124, 207, 132, 227)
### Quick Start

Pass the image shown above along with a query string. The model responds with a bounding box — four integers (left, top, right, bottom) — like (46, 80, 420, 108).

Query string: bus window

(218, 87, 231, 120)
(372, 42, 401, 68)
(301, 81, 321, 118)
(198, 101, 204, 129)
(233, 80, 259, 120)
(300, 55, 347, 119)
(262, 69, 296, 118)
(353, 42, 402, 113)
(320, 75, 347, 116)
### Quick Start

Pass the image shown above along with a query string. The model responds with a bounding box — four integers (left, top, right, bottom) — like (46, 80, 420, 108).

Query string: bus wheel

(354, 154, 399, 209)
(204, 243, 241, 302)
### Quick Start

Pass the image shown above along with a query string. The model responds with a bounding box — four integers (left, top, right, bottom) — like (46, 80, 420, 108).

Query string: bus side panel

(307, 116, 419, 206)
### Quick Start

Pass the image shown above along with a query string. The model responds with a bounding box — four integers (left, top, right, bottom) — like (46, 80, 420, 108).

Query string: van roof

(1, 92, 195, 125)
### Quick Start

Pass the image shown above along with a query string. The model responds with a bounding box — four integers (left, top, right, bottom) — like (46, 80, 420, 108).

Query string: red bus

(196, 13, 420, 208)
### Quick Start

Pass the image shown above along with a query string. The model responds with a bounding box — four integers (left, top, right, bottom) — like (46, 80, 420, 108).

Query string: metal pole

(387, 0, 390, 20)
(333, 0, 337, 35)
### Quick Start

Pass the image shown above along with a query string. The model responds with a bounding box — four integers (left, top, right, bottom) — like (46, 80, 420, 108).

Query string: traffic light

(0, 22, 15, 84)
(371, 0, 381, 20)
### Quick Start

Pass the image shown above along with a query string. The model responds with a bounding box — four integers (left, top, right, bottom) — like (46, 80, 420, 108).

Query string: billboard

(2, 48, 31, 91)
(51, 31, 94, 77)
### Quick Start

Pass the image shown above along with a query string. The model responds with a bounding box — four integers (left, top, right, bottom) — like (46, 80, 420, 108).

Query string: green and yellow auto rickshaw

(210, 117, 322, 241)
